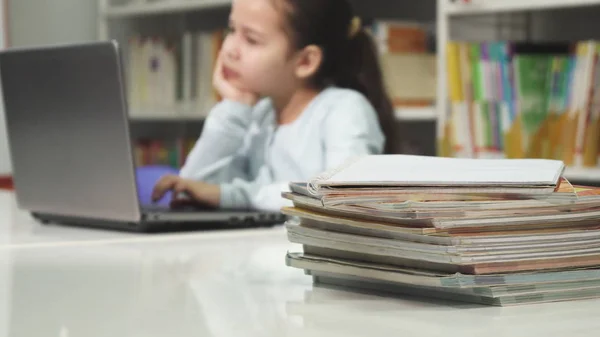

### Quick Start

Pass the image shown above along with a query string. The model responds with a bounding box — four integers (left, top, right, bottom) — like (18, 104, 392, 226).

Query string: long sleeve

(322, 92, 386, 168)
(219, 167, 292, 211)
(217, 90, 385, 212)
(179, 99, 254, 183)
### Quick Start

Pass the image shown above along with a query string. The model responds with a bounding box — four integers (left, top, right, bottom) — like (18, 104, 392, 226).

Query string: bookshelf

(437, 0, 600, 183)
(444, 0, 600, 16)
(102, 0, 231, 19)
(394, 107, 437, 122)
(128, 103, 208, 121)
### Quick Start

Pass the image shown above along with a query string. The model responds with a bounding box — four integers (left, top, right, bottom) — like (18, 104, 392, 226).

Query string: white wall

(8, 0, 98, 48)
(0, 0, 8, 174)
(0, 0, 98, 174)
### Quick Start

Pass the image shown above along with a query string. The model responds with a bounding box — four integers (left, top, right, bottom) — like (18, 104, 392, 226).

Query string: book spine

(307, 156, 364, 195)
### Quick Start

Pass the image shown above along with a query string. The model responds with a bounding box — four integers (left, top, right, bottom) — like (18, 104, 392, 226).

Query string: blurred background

(3, 0, 600, 186)
(0, 0, 438, 183)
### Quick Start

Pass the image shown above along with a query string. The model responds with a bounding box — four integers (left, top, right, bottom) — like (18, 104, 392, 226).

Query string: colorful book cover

(444, 42, 462, 157)
(460, 43, 476, 158)
(513, 54, 552, 158)
(470, 43, 484, 103)
(581, 41, 600, 167)
(547, 56, 568, 159)
(572, 184, 600, 199)
(554, 54, 577, 160)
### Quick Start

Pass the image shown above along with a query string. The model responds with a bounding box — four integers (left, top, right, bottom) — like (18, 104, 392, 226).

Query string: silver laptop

(0, 40, 286, 232)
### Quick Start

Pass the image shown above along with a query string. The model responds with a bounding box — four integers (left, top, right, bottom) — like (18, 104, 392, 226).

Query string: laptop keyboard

(141, 204, 217, 213)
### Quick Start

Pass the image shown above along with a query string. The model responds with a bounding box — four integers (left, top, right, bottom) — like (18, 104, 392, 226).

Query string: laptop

(0, 40, 287, 232)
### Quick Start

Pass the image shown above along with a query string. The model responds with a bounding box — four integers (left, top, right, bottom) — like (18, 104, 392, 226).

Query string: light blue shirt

(179, 87, 385, 211)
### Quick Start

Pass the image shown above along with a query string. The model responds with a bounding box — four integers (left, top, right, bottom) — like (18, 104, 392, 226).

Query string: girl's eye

(246, 37, 258, 45)
(226, 26, 235, 35)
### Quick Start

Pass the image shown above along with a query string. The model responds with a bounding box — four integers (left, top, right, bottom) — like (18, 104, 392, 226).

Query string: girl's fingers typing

(151, 175, 179, 202)
(173, 179, 189, 195)
(174, 179, 202, 201)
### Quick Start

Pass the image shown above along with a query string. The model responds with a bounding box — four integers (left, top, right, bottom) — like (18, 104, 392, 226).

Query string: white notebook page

(315, 155, 565, 186)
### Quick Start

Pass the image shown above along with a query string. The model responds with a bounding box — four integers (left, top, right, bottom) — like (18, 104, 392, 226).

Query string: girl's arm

(178, 99, 254, 183)
(151, 171, 290, 211)
(219, 168, 292, 211)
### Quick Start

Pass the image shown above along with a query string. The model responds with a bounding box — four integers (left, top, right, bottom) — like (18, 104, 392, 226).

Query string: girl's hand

(213, 54, 259, 106)
(152, 175, 220, 208)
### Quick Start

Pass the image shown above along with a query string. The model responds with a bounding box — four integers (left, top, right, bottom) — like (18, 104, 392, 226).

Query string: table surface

(1, 191, 600, 337)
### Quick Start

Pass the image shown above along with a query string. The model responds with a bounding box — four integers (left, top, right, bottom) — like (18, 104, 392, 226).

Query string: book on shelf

(133, 137, 196, 168)
(370, 20, 430, 54)
(440, 40, 600, 169)
(126, 29, 225, 118)
(368, 20, 437, 110)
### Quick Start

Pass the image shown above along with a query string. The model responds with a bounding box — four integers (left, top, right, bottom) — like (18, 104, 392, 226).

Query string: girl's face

(220, 0, 298, 96)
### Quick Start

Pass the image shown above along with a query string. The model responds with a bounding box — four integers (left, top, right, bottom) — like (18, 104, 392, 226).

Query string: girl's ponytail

(281, 0, 397, 154)
(333, 28, 397, 154)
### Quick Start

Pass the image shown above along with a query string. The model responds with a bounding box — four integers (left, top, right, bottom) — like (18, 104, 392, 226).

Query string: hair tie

(348, 17, 361, 39)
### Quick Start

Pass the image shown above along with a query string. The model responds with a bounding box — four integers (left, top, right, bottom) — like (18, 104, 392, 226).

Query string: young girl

(152, 0, 396, 211)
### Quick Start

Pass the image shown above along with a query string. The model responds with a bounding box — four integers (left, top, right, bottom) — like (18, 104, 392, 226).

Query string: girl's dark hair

(278, 0, 397, 154)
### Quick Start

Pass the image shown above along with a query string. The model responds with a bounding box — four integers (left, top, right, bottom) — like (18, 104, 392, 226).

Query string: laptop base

(32, 212, 285, 233)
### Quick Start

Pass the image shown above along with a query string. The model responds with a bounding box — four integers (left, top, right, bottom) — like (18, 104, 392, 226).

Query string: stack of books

(282, 155, 600, 306)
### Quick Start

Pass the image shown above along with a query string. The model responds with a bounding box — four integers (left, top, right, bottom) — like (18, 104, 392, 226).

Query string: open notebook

(308, 155, 565, 194)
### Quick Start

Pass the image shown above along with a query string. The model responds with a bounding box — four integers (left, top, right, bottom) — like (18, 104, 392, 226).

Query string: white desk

(1, 191, 600, 337)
